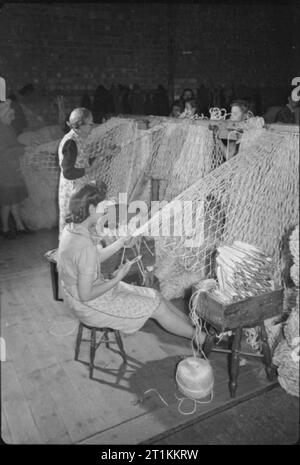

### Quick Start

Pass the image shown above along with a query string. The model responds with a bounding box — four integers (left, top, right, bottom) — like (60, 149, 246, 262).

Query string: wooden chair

(74, 322, 127, 379)
(193, 288, 284, 398)
(44, 248, 63, 301)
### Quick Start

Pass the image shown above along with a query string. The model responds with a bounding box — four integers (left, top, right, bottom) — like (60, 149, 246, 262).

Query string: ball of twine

(176, 357, 214, 400)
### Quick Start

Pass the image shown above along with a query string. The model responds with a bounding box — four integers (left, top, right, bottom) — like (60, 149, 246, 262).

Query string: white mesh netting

(131, 127, 299, 299)
(273, 224, 299, 397)
(19, 125, 64, 229)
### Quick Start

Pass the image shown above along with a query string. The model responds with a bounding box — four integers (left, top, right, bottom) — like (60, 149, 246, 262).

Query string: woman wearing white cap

(58, 107, 101, 238)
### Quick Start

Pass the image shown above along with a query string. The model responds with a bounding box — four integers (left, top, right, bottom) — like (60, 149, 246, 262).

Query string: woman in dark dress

(0, 100, 29, 238)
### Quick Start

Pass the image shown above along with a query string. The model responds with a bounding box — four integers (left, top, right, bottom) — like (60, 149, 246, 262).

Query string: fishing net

(273, 333, 299, 397)
(85, 118, 141, 198)
(17, 116, 225, 233)
(148, 121, 223, 201)
(132, 127, 299, 300)
(17, 125, 63, 146)
(87, 117, 224, 205)
(273, 224, 299, 397)
(289, 225, 299, 287)
(20, 138, 61, 229)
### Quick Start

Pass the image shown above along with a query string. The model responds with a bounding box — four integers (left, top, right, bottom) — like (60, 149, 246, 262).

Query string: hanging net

(85, 117, 224, 203)
(130, 126, 299, 299)
(147, 120, 223, 201)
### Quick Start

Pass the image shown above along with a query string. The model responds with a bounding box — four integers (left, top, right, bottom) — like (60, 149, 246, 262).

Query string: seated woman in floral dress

(58, 183, 206, 343)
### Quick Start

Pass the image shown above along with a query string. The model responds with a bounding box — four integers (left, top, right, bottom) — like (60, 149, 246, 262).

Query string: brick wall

(0, 3, 170, 95)
(0, 3, 298, 105)
(171, 3, 299, 108)
(173, 4, 297, 86)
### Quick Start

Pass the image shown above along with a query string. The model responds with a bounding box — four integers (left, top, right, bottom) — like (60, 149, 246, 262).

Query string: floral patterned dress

(58, 223, 161, 333)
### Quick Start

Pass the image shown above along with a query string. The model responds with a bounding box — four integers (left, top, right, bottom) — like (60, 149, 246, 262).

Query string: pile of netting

(273, 225, 299, 397)
(19, 125, 64, 229)
(131, 126, 299, 300)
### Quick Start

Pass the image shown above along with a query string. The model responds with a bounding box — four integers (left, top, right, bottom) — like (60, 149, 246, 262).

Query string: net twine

(131, 128, 298, 291)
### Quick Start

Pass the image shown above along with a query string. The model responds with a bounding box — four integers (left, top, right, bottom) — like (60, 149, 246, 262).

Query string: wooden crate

(196, 289, 284, 331)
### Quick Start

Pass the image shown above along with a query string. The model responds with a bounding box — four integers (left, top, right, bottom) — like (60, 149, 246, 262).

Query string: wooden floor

(0, 229, 298, 445)
(151, 388, 299, 445)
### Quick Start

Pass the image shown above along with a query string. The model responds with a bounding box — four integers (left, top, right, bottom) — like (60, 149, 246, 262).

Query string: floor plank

(15, 368, 72, 444)
(1, 363, 43, 444)
(1, 404, 14, 445)
(79, 364, 277, 445)
(153, 387, 299, 445)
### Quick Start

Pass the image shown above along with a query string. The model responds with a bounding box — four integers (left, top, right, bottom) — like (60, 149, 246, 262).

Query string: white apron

(58, 130, 91, 237)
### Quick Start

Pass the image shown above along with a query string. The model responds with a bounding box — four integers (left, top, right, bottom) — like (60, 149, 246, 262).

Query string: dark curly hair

(230, 99, 250, 115)
(65, 182, 107, 224)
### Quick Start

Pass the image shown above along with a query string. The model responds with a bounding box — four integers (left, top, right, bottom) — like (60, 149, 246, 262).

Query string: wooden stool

(194, 288, 284, 398)
(75, 322, 127, 379)
(44, 248, 63, 302)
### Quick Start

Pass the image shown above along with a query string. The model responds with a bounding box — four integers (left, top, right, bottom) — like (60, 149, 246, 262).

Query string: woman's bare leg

(10, 204, 26, 230)
(1, 205, 11, 232)
(160, 296, 191, 325)
(151, 300, 206, 344)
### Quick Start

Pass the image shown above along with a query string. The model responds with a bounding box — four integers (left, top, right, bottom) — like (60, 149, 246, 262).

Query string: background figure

(275, 86, 300, 124)
(229, 99, 250, 122)
(144, 90, 154, 115)
(19, 83, 36, 102)
(121, 85, 132, 114)
(152, 84, 169, 116)
(18, 83, 45, 129)
(179, 88, 195, 109)
(0, 100, 30, 238)
(169, 99, 183, 117)
(179, 98, 198, 118)
(80, 93, 93, 111)
(196, 84, 213, 116)
(250, 91, 262, 116)
(92, 85, 115, 123)
(219, 99, 250, 161)
(7, 92, 27, 135)
(219, 85, 235, 114)
(110, 84, 122, 115)
(129, 83, 145, 115)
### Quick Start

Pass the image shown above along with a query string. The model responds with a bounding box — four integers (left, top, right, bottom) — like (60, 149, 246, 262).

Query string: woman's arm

(78, 272, 120, 301)
(97, 236, 127, 263)
(61, 139, 86, 180)
(78, 261, 133, 301)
